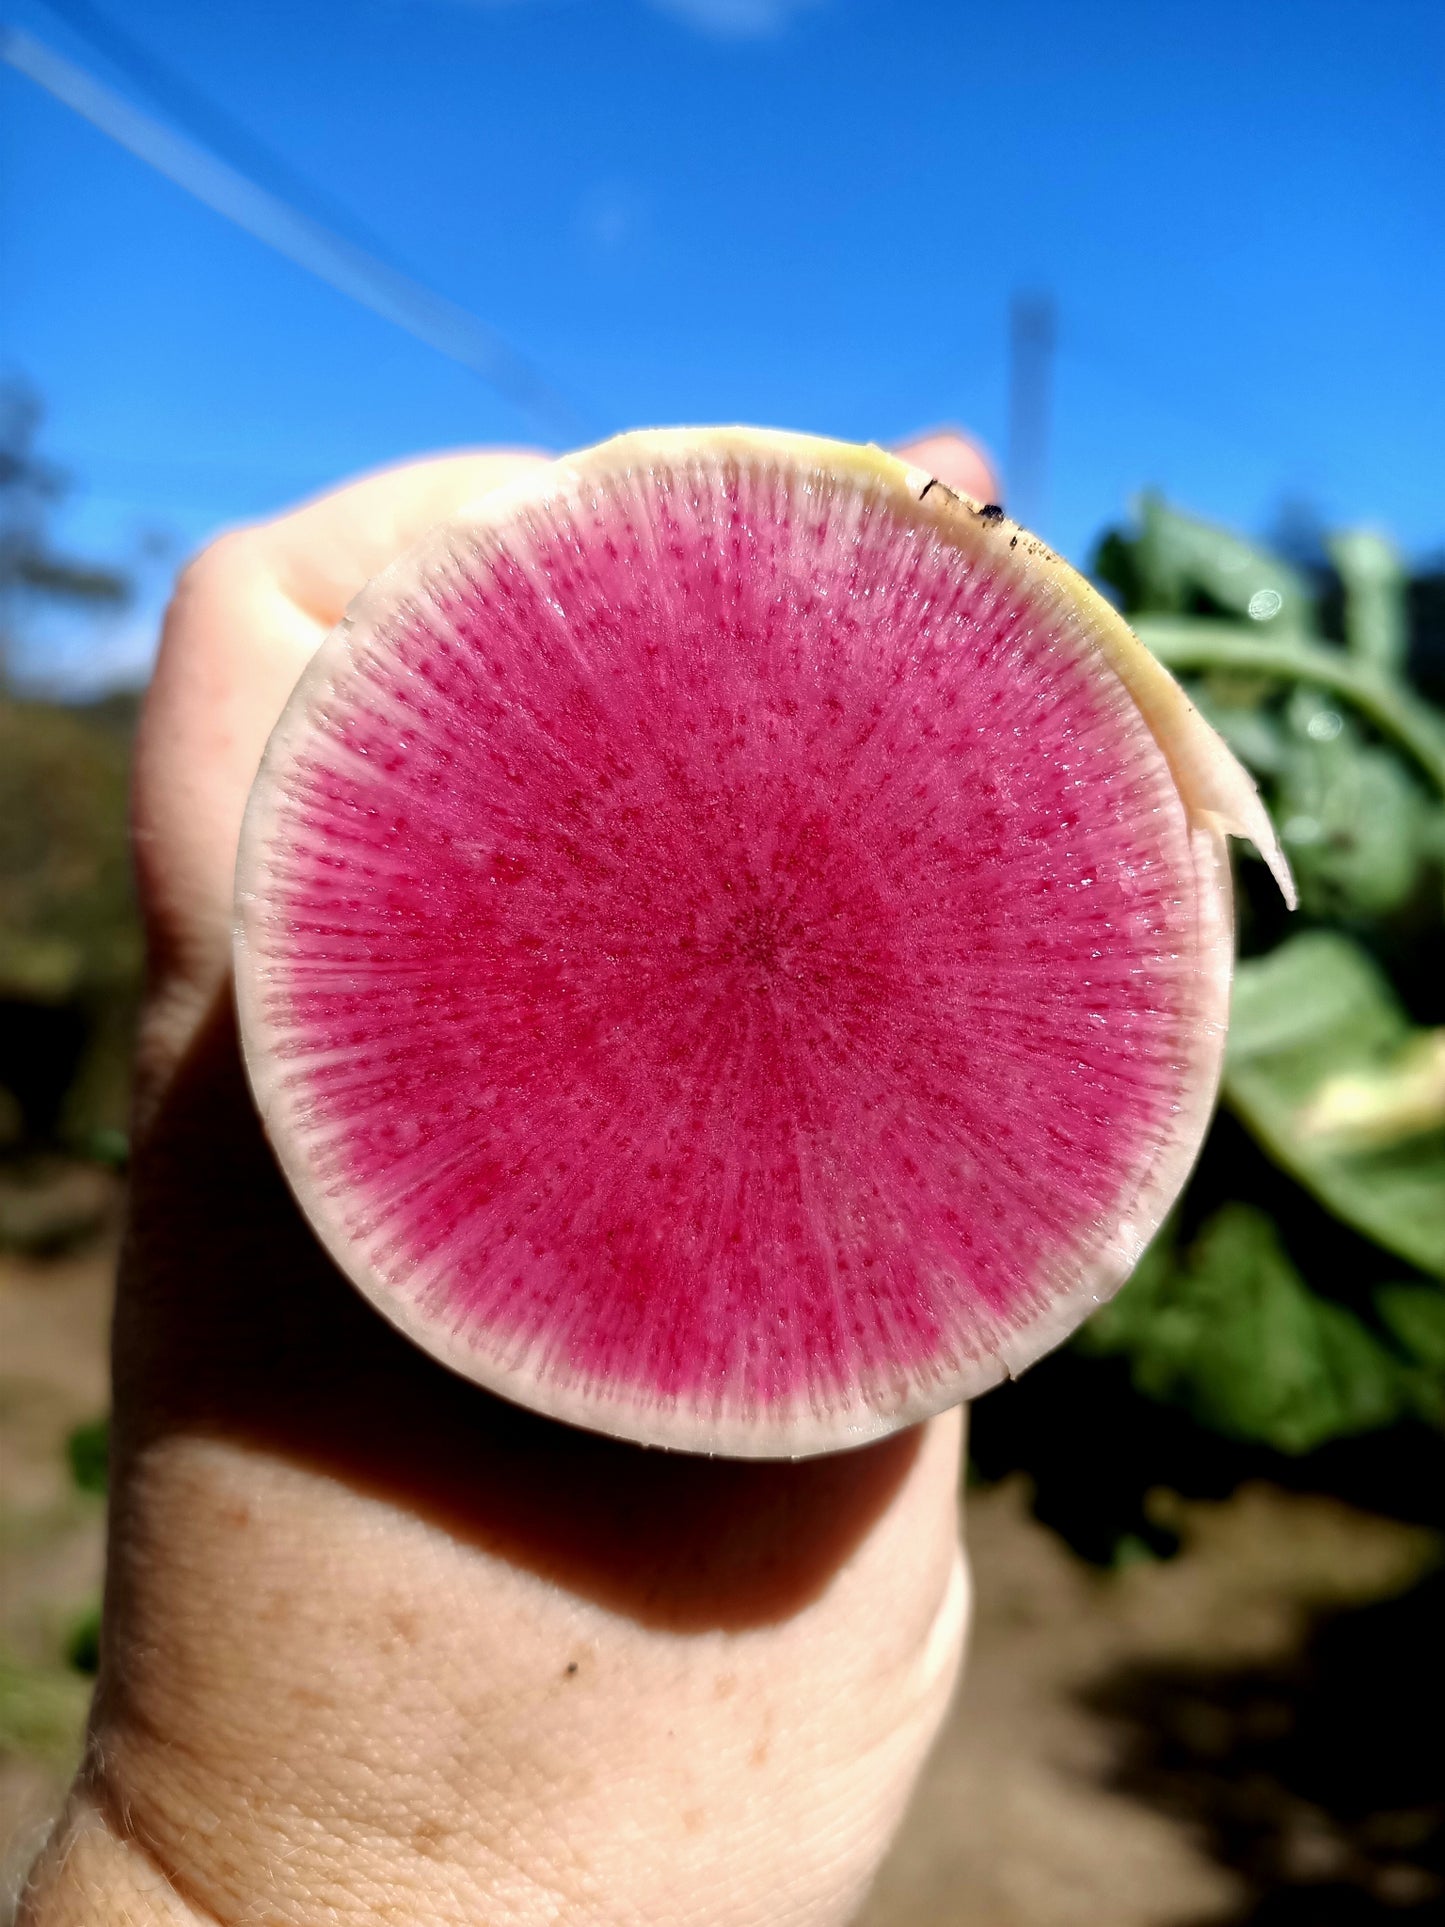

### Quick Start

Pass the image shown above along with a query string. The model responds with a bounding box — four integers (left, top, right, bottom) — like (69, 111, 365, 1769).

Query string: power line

(38, 0, 404, 262)
(1, 25, 592, 446)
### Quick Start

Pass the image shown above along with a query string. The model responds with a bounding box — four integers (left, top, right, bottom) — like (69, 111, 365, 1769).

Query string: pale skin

(20, 431, 998, 1927)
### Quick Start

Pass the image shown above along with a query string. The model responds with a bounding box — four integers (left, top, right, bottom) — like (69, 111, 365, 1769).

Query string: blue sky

(3, 0, 1442, 689)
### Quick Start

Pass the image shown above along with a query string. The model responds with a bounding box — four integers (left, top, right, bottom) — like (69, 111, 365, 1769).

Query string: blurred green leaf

(65, 1417, 108, 1497)
(1082, 1205, 1407, 1453)
(1189, 681, 1290, 775)
(1225, 934, 1445, 1277)
(0, 1647, 90, 1765)
(1376, 1285, 1445, 1373)
(1133, 619, 1445, 795)
(990, 499, 1445, 1564)
(1298, 1032, 1445, 1146)
(0, 931, 86, 1002)
(64, 1601, 102, 1677)
(0, 699, 140, 995)
(0, 694, 141, 1146)
(1374, 1285, 1445, 1425)
(1133, 494, 1315, 633)
(83, 1125, 129, 1170)
(1272, 692, 1429, 918)
(1330, 529, 1408, 674)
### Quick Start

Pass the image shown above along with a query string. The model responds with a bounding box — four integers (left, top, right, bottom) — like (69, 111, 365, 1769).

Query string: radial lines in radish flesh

(235, 430, 1287, 1456)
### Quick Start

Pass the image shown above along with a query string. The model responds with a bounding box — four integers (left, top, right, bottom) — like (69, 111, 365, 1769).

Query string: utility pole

(1008, 292, 1056, 534)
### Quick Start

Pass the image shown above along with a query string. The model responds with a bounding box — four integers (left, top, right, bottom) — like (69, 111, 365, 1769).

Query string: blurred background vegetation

(1, 381, 138, 1223)
(973, 496, 1445, 1564)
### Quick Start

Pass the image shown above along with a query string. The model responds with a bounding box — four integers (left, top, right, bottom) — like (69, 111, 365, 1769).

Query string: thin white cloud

(577, 180, 647, 256)
(409, 0, 831, 39)
(644, 0, 828, 36)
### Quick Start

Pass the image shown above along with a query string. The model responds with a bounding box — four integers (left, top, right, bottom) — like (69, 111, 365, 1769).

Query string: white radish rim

(235, 427, 1282, 1459)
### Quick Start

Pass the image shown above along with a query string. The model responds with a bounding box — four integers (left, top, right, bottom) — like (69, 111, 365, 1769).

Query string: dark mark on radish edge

(979, 503, 1006, 523)
(917, 476, 958, 504)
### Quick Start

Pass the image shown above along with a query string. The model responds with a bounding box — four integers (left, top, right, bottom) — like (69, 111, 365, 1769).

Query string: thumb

(893, 428, 1000, 505)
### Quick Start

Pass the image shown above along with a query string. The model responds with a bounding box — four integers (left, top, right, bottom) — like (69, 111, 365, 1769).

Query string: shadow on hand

(113, 991, 922, 1635)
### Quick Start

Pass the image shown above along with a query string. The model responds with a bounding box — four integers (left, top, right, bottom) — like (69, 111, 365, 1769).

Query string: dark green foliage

(0, 1649, 90, 1764)
(973, 497, 1445, 1562)
(55, 1431, 107, 1679)
(64, 1602, 102, 1677)
(66, 1416, 109, 1496)
(1080, 1206, 1408, 1455)
(0, 695, 142, 1151)
(1, 381, 143, 1155)
(1226, 936, 1445, 1277)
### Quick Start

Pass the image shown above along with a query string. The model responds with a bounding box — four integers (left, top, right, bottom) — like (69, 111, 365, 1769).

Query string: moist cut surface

(238, 442, 1216, 1453)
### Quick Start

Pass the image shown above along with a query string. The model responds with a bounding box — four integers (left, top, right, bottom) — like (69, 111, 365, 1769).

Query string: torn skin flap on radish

(234, 427, 1289, 1460)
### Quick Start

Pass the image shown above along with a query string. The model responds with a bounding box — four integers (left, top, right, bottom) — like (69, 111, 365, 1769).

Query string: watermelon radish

(234, 428, 1291, 1457)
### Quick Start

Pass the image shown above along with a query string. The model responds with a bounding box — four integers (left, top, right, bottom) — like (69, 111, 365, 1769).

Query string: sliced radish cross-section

(235, 429, 1288, 1456)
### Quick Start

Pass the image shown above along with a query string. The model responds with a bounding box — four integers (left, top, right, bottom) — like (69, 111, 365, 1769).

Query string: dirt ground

(2, 1202, 1440, 1924)
(0, 1200, 113, 1896)
(860, 1484, 1438, 1925)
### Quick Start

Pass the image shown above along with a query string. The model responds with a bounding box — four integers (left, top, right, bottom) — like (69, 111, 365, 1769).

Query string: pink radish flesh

(242, 458, 1206, 1447)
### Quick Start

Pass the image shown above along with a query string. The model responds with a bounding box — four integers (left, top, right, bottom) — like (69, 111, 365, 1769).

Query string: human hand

(21, 430, 995, 1927)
